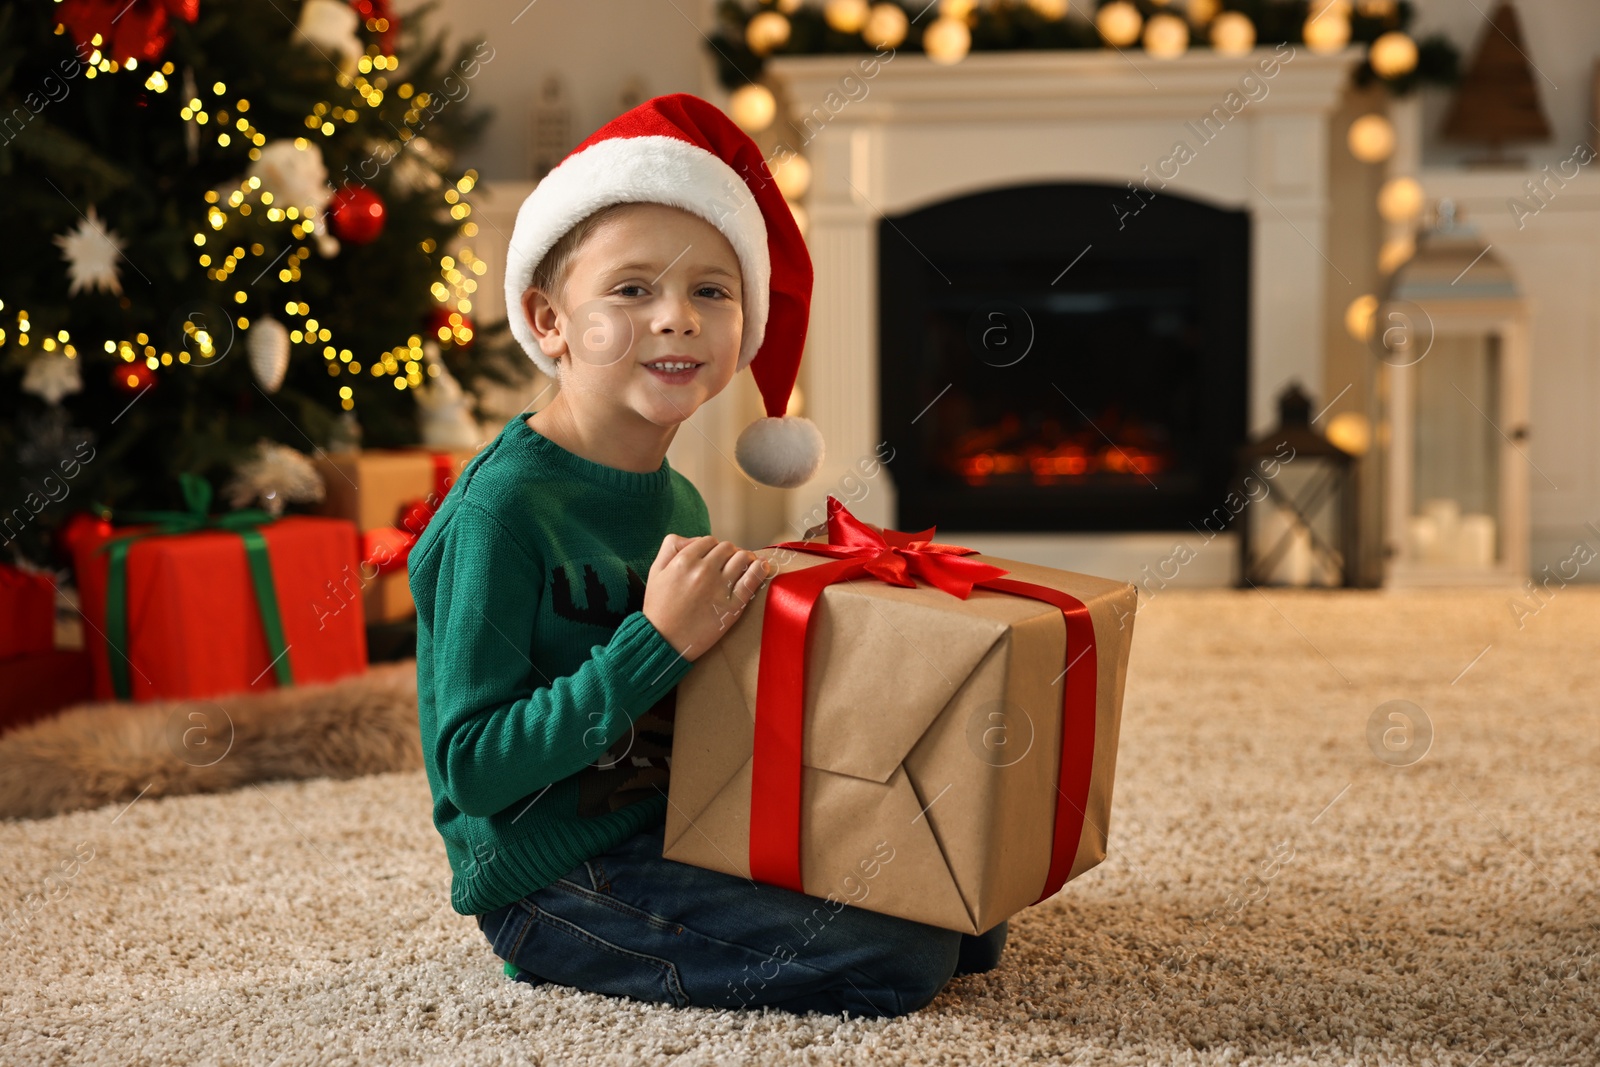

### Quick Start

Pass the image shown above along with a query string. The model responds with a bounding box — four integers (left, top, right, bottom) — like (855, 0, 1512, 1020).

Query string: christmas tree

(0, 0, 525, 568)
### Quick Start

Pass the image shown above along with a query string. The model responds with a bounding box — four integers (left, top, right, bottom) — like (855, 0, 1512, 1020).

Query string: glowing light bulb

(924, 17, 971, 64)
(864, 3, 909, 48)
(730, 84, 776, 132)
(824, 0, 869, 33)
(1303, 10, 1351, 54)
(1368, 31, 1419, 78)
(1097, 2, 1143, 47)
(745, 11, 791, 56)
(1347, 113, 1396, 163)
(1143, 13, 1189, 59)
(1209, 11, 1255, 56)
(1378, 176, 1424, 223)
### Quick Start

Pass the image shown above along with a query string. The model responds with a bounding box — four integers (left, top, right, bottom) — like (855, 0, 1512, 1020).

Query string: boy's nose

(654, 298, 698, 335)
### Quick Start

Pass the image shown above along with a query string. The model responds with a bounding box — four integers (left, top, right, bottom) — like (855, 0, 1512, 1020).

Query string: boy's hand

(644, 534, 772, 662)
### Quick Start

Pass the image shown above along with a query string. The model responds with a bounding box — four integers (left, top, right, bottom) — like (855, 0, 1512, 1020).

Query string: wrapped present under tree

(72, 474, 367, 702)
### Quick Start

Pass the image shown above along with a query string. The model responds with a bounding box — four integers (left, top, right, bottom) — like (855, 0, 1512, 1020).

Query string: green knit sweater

(409, 413, 712, 916)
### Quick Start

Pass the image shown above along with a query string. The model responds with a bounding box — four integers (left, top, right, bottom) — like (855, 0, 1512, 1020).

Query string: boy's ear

(521, 286, 567, 365)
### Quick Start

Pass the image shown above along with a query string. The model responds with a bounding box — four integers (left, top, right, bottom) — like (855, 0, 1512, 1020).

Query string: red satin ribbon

(751, 494, 1097, 907)
(361, 452, 458, 576)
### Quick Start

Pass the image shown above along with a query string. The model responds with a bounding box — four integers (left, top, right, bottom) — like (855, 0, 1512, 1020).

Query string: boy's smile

(521, 202, 744, 474)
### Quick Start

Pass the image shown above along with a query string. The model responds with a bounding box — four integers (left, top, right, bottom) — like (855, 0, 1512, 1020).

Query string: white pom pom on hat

(502, 92, 823, 490)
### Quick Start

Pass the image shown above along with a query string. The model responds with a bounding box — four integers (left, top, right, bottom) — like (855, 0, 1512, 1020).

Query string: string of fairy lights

(7, 19, 482, 412)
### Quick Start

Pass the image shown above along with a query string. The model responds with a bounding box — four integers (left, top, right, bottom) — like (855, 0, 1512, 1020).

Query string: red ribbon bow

(360, 452, 458, 578)
(750, 494, 1099, 909)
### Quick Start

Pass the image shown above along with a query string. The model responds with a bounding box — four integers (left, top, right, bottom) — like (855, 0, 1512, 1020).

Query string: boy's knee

(871, 926, 962, 1016)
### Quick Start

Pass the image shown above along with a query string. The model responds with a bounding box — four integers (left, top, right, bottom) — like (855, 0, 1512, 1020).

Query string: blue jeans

(474, 819, 1008, 1018)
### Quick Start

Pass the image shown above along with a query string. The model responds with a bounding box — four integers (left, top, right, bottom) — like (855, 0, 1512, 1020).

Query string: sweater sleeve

(423, 500, 694, 818)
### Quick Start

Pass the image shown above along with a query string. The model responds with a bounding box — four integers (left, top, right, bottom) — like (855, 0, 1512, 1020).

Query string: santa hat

(503, 92, 824, 490)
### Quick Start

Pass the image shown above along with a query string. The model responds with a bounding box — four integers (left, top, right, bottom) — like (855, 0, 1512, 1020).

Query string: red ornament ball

(425, 307, 475, 347)
(112, 360, 156, 393)
(57, 510, 113, 557)
(328, 184, 387, 245)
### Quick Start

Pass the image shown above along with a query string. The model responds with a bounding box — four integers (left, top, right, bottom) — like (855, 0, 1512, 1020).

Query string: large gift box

(72, 474, 368, 702)
(1, 562, 56, 658)
(313, 447, 477, 622)
(0, 650, 93, 736)
(0, 564, 92, 734)
(664, 496, 1139, 935)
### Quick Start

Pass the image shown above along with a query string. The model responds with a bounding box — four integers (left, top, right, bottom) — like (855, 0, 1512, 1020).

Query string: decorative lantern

(1376, 199, 1530, 585)
(1234, 383, 1360, 588)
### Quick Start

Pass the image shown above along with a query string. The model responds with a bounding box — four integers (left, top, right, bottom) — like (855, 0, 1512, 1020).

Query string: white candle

(1422, 498, 1461, 564)
(1457, 513, 1497, 567)
(1262, 509, 1314, 586)
(1408, 515, 1439, 563)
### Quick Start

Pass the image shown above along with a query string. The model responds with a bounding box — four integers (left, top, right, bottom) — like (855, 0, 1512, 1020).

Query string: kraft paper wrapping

(663, 546, 1139, 935)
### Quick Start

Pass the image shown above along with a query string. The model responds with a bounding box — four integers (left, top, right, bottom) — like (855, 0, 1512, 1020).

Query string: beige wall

(413, 0, 719, 182)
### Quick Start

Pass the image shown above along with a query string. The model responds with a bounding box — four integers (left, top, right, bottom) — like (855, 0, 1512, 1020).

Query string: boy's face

(521, 202, 743, 430)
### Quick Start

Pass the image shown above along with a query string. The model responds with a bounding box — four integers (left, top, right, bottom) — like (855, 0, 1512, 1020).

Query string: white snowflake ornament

(54, 205, 126, 297)
(225, 438, 326, 517)
(21, 352, 84, 405)
(247, 139, 333, 216)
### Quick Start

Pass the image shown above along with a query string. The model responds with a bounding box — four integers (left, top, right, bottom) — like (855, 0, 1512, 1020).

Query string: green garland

(709, 0, 1458, 97)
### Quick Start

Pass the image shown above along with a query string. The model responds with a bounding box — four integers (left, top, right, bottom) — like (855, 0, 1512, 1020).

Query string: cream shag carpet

(2, 587, 1596, 1066)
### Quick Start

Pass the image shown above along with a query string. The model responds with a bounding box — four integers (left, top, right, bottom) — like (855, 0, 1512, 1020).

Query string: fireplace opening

(878, 182, 1250, 534)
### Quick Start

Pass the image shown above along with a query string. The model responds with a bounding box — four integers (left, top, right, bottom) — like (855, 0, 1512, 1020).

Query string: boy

(411, 94, 1004, 1019)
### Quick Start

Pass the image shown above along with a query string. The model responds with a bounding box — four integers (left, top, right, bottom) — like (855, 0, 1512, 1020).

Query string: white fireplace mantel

(766, 47, 1362, 575)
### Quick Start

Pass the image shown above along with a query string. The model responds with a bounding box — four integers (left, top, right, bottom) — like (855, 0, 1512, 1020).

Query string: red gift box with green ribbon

(71, 474, 368, 703)
(663, 494, 1140, 935)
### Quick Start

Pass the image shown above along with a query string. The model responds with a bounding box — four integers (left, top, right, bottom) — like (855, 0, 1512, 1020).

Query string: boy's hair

(527, 201, 636, 314)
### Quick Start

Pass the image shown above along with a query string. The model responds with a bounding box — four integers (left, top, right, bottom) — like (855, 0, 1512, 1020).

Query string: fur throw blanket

(0, 661, 421, 821)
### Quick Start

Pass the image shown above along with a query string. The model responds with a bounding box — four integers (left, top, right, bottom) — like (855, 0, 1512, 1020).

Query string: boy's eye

(612, 284, 730, 299)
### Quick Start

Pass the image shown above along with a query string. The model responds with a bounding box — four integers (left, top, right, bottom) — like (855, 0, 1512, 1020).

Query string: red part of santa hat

(503, 92, 823, 489)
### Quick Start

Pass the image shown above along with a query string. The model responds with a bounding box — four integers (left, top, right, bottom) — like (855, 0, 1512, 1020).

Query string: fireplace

(880, 181, 1249, 534)
(751, 50, 1356, 575)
